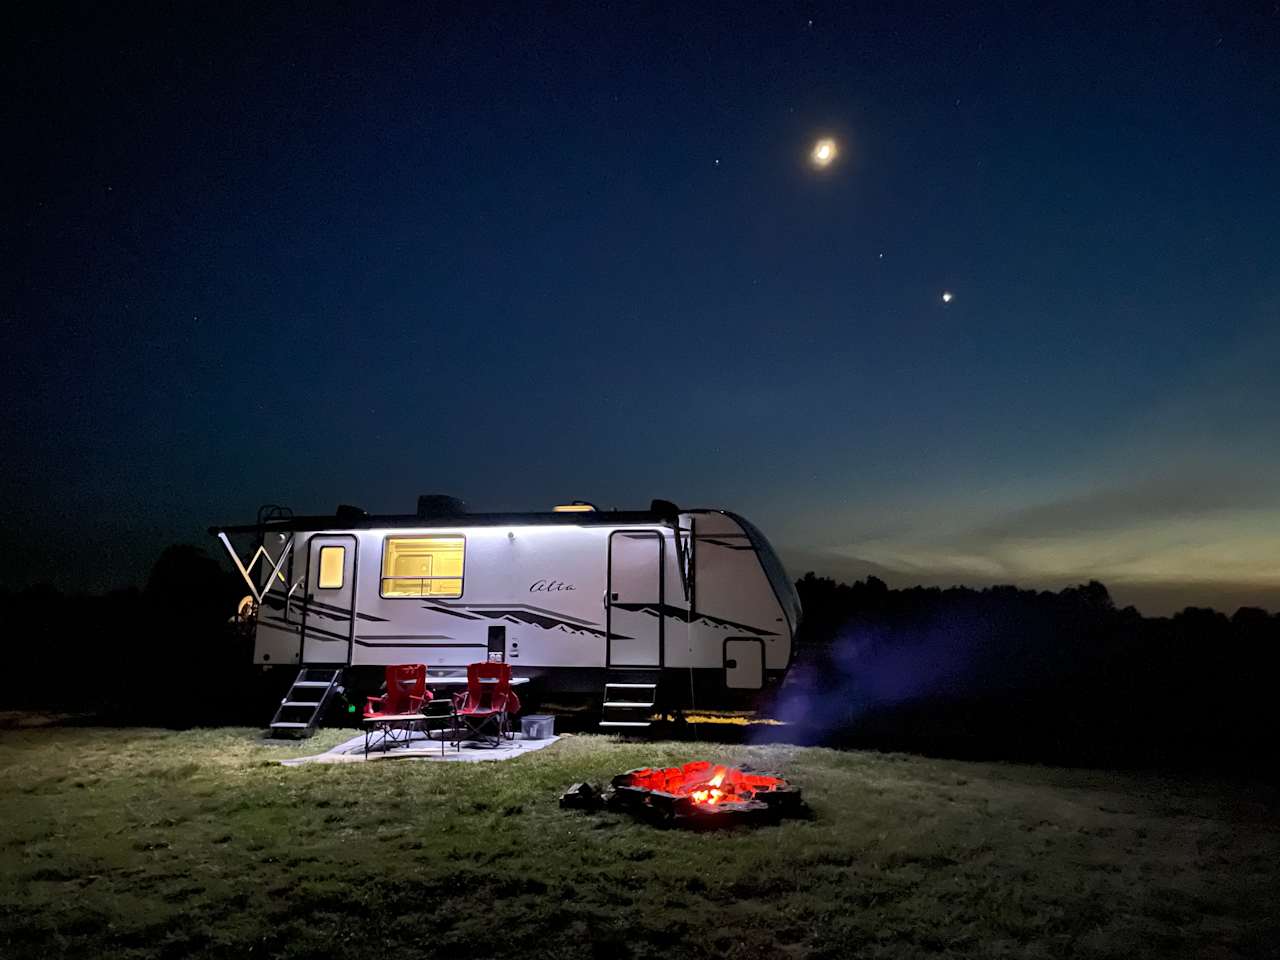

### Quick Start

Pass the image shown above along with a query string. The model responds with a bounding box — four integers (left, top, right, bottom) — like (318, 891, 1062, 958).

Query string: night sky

(5, 4, 1278, 613)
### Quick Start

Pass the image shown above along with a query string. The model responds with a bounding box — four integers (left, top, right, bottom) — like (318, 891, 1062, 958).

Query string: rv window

(317, 546, 345, 589)
(381, 536, 465, 598)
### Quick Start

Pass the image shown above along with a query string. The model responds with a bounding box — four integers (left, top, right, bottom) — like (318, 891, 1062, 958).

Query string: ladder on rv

(600, 668, 660, 730)
(269, 667, 343, 738)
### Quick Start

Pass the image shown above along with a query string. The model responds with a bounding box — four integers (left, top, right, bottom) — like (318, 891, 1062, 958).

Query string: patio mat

(279, 729, 561, 766)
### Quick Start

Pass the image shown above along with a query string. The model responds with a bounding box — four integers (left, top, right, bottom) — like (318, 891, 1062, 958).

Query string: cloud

(965, 470, 1279, 542)
(779, 326, 1280, 616)
(787, 541, 1280, 616)
(787, 467, 1280, 615)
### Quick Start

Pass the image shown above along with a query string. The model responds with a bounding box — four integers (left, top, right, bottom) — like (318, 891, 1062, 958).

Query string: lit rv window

(381, 536, 465, 598)
(317, 546, 345, 589)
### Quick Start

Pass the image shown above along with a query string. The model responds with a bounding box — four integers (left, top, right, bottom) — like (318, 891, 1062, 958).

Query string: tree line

(2, 545, 1277, 778)
(782, 572, 1279, 777)
(0, 545, 266, 725)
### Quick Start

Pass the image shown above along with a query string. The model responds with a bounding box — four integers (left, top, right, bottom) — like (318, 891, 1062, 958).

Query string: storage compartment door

(724, 638, 764, 689)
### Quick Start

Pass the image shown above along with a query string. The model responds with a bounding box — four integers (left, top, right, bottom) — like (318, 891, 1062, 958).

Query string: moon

(810, 137, 838, 168)
(941, 291, 954, 303)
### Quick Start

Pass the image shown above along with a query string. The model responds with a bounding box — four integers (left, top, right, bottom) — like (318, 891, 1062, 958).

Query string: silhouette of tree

(3, 551, 1277, 775)
(787, 573, 1278, 777)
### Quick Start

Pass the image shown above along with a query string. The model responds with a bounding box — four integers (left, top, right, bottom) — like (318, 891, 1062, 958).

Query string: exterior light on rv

(553, 502, 597, 512)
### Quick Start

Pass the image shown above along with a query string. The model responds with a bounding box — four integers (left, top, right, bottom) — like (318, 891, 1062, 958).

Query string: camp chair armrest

(504, 690, 521, 715)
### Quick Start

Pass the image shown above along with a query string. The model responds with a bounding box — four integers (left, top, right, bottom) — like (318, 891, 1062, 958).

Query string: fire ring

(562, 761, 806, 827)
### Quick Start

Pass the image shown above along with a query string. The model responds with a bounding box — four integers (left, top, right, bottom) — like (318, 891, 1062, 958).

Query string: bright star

(941, 291, 954, 303)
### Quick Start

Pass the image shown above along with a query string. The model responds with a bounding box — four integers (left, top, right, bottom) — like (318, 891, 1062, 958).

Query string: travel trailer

(211, 497, 800, 734)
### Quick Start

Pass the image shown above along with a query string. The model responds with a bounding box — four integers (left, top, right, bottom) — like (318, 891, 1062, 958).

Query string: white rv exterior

(213, 501, 800, 715)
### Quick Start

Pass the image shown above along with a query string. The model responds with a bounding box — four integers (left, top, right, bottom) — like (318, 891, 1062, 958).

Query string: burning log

(562, 761, 805, 827)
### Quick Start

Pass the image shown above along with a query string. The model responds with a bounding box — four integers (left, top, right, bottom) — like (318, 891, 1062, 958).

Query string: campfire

(561, 760, 805, 827)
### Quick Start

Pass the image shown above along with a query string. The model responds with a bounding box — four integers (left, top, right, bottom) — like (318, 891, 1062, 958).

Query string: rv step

(268, 667, 343, 737)
(600, 670, 659, 731)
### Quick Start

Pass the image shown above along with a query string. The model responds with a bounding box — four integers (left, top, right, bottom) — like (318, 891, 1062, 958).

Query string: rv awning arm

(215, 531, 294, 605)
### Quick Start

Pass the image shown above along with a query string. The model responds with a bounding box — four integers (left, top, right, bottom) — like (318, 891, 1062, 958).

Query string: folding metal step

(604, 684, 657, 703)
(600, 670, 660, 731)
(268, 667, 343, 738)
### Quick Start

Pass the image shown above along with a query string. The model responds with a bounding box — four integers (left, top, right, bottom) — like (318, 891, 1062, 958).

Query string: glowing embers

(605, 761, 804, 826)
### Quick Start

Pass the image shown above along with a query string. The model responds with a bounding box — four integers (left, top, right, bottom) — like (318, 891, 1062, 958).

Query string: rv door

(300, 535, 356, 664)
(607, 530, 663, 668)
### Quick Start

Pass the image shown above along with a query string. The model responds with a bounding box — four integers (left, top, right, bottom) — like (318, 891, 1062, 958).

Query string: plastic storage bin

(521, 714, 555, 739)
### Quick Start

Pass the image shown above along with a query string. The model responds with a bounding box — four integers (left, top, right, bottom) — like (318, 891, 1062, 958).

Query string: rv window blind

(381, 536, 465, 598)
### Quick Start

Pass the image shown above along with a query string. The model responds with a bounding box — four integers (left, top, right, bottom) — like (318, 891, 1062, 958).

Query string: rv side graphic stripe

(482, 610, 609, 637)
(264, 593, 388, 622)
(354, 640, 484, 649)
(295, 596, 388, 621)
(354, 635, 455, 641)
(268, 619, 349, 642)
(611, 602, 777, 636)
(298, 596, 355, 616)
(698, 538, 755, 551)
(261, 610, 347, 642)
(434, 601, 602, 628)
(291, 606, 351, 623)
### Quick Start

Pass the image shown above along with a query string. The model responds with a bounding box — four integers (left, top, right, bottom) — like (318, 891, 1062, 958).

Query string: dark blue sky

(5, 3, 1279, 612)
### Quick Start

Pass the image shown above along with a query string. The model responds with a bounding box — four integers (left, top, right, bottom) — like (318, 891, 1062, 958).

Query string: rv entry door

(301, 534, 356, 664)
(607, 531, 663, 667)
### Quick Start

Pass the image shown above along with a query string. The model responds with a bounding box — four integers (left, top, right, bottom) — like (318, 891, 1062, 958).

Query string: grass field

(1, 721, 1277, 959)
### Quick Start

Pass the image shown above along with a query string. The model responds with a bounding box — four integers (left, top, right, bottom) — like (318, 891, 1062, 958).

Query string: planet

(810, 137, 838, 168)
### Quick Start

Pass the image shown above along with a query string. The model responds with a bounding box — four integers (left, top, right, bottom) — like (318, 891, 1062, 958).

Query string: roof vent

(335, 504, 368, 524)
(417, 495, 466, 519)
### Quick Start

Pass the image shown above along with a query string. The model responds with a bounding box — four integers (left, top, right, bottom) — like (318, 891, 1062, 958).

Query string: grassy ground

(1, 723, 1276, 959)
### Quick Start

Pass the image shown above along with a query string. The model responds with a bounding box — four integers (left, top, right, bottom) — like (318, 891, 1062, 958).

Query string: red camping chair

(363, 664, 432, 755)
(452, 661, 520, 747)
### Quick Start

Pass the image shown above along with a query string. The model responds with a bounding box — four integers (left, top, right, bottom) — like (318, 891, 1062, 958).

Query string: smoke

(767, 615, 982, 741)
